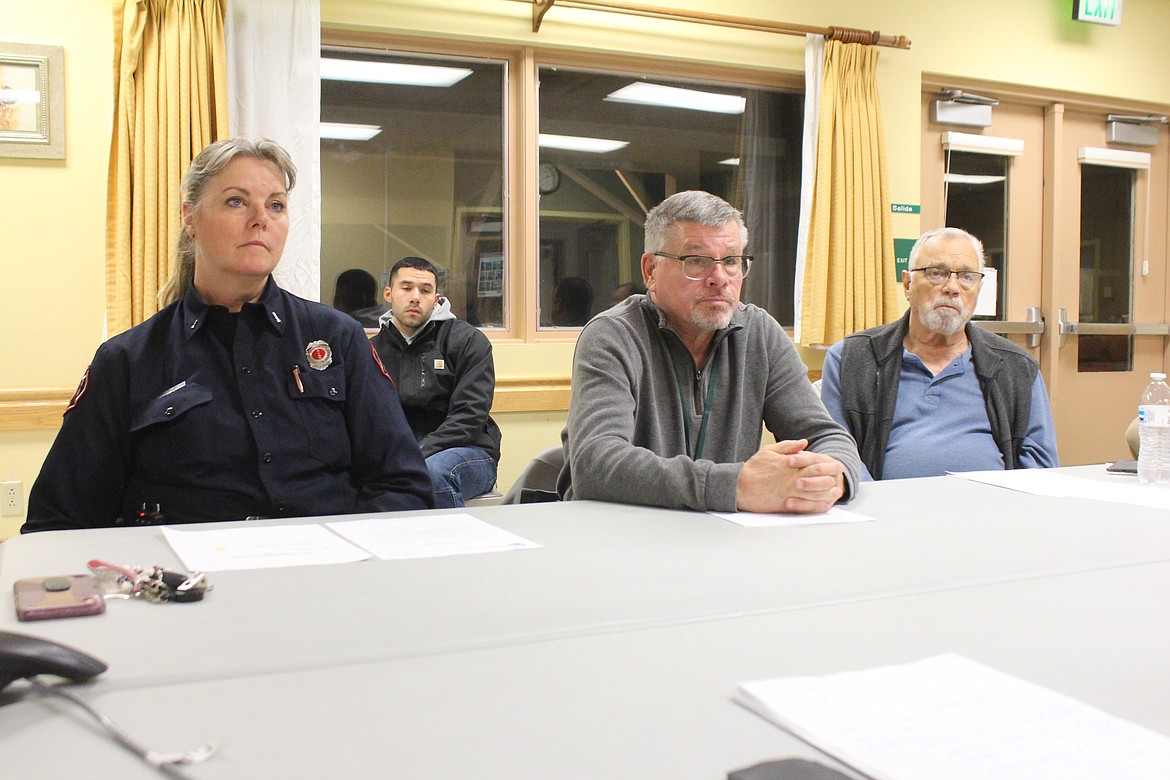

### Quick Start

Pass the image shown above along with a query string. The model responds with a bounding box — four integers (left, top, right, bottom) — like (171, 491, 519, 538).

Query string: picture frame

(0, 42, 64, 159)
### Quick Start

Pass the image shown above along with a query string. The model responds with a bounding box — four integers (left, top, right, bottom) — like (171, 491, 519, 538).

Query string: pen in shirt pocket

(292, 365, 304, 393)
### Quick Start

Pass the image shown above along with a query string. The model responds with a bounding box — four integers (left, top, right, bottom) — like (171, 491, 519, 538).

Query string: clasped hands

(735, 439, 846, 515)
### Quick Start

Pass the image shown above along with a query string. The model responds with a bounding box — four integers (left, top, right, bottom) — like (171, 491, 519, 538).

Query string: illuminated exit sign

(1074, 0, 1122, 26)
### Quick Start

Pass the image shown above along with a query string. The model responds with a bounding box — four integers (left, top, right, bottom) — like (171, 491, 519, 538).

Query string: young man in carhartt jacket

(372, 257, 502, 507)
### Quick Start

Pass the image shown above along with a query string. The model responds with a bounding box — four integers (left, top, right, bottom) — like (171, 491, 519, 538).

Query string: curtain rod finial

(533, 0, 555, 32)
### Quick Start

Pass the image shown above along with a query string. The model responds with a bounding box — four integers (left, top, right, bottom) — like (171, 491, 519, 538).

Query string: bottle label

(1139, 405, 1170, 427)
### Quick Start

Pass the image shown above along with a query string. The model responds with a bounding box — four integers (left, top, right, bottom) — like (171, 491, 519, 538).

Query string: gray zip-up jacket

(558, 295, 861, 510)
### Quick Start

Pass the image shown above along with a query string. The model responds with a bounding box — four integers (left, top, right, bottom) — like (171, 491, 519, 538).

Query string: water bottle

(1138, 372, 1170, 484)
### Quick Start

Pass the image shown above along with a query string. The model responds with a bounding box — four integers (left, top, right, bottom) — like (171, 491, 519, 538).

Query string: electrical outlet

(2, 480, 23, 517)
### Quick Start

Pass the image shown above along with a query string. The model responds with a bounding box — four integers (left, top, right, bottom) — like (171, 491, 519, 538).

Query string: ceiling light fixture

(320, 122, 382, 141)
(605, 82, 746, 114)
(538, 133, 629, 153)
(320, 58, 472, 87)
(719, 158, 740, 166)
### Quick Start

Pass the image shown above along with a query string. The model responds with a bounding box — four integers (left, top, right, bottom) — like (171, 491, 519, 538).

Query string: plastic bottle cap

(1153, 372, 1167, 381)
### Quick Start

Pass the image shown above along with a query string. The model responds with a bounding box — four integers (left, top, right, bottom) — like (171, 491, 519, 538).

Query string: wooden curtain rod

(521, 0, 911, 49)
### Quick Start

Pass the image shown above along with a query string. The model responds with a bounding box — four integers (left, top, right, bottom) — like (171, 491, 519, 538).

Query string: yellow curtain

(799, 39, 900, 347)
(106, 0, 229, 335)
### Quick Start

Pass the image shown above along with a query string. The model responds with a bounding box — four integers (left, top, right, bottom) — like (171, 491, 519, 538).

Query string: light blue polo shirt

(821, 343, 1060, 481)
(882, 347, 1006, 479)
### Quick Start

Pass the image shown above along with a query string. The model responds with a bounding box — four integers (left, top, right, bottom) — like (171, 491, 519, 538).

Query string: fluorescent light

(944, 174, 1005, 185)
(605, 82, 746, 114)
(320, 122, 382, 141)
(538, 133, 628, 153)
(321, 58, 472, 87)
(719, 158, 740, 166)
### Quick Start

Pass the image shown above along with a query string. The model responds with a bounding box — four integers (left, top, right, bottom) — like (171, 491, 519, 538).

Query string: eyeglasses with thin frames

(909, 266, 984, 290)
(655, 252, 753, 281)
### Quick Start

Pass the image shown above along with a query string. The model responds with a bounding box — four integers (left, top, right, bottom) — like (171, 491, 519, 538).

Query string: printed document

(950, 468, 1170, 510)
(163, 524, 371, 572)
(328, 512, 541, 560)
(712, 507, 874, 528)
(738, 654, 1170, 780)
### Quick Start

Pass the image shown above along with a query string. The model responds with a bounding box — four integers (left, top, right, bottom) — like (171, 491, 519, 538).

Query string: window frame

(321, 29, 803, 343)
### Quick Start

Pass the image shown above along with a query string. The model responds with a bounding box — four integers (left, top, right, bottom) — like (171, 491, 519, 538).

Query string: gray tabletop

(2, 465, 1168, 778)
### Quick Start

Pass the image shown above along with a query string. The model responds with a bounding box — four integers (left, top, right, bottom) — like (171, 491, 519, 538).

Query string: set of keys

(87, 559, 212, 603)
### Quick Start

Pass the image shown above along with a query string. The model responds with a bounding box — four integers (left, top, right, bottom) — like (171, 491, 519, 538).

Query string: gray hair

(908, 226, 985, 270)
(158, 138, 297, 306)
(644, 191, 748, 255)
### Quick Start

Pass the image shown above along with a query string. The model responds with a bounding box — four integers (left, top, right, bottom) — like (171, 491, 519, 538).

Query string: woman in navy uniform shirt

(23, 138, 432, 532)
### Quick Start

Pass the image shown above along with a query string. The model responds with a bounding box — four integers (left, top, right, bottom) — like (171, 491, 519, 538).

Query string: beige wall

(4, 0, 1170, 537)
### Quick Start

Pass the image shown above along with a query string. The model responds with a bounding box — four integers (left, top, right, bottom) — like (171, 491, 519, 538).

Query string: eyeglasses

(910, 266, 985, 289)
(655, 252, 753, 281)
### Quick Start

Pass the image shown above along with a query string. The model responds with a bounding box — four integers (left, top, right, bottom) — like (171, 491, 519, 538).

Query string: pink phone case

(13, 575, 107, 621)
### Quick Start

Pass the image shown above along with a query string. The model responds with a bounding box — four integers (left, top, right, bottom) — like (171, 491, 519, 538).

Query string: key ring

(88, 560, 212, 603)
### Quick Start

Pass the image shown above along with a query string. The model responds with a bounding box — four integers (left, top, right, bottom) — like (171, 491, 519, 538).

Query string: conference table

(1, 466, 1169, 778)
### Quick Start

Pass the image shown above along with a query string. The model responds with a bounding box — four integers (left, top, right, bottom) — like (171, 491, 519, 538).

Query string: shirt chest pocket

(291, 365, 349, 465)
(129, 383, 217, 472)
(131, 383, 215, 433)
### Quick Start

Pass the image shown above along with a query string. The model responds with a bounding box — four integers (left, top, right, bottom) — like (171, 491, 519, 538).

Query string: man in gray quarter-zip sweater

(558, 191, 861, 513)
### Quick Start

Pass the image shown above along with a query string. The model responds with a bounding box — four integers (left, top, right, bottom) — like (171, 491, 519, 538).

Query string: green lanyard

(676, 359, 720, 461)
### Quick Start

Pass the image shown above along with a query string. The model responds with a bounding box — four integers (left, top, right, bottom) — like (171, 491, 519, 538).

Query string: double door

(921, 85, 1170, 464)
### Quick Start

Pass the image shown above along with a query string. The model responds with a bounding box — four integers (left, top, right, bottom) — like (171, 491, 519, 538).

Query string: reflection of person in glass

(24, 138, 432, 532)
(332, 268, 383, 327)
(551, 276, 594, 326)
(608, 280, 647, 308)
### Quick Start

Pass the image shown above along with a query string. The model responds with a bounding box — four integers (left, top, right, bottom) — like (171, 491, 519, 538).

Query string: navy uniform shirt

(23, 279, 433, 532)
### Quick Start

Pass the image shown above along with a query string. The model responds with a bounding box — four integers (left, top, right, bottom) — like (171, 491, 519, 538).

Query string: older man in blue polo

(820, 227, 1059, 480)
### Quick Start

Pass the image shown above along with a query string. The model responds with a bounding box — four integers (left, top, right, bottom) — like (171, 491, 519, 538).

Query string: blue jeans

(426, 446, 497, 508)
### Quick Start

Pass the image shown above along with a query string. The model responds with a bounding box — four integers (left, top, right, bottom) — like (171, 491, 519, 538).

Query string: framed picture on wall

(0, 42, 64, 159)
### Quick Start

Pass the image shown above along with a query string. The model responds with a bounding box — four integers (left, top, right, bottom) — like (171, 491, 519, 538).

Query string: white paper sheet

(327, 513, 541, 560)
(738, 654, 1170, 780)
(711, 507, 875, 528)
(162, 524, 370, 572)
(950, 468, 1170, 510)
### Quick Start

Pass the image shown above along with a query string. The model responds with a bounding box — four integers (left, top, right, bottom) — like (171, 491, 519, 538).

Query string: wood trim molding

(492, 375, 572, 412)
(1, 372, 824, 429)
(0, 379, 573, 432)
(0, 388, 74, 432)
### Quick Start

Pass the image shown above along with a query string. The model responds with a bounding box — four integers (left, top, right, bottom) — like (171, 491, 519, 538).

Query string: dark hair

(552, 276, 594, 326)
(333, 268, 378, 312)
(389, 256, 439, 288)
(159, 138, 297, 306)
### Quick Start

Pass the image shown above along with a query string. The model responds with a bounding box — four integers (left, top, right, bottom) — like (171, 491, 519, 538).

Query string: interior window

(536, 67, 804, 327)
(944, 150, 1008, 319)
(319, 49, 507, 328)
(1078, 163, 1135, 372)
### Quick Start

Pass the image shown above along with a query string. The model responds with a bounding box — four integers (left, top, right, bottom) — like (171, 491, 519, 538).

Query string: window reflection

(536, 67, 803, 327)
(320, 49, 506, 327)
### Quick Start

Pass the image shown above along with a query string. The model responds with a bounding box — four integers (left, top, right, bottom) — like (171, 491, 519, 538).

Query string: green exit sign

(1074, 0, 1122, 26)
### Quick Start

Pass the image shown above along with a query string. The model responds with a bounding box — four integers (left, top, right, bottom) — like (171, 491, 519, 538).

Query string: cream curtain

(796, 39, 900, 347)
(106, 0, 229, 335)
(226, 0, 321, 301)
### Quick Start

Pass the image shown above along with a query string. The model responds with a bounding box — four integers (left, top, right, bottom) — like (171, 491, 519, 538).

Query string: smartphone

(1106, 460, 1138, 474)
(14, 575, 107, 622)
